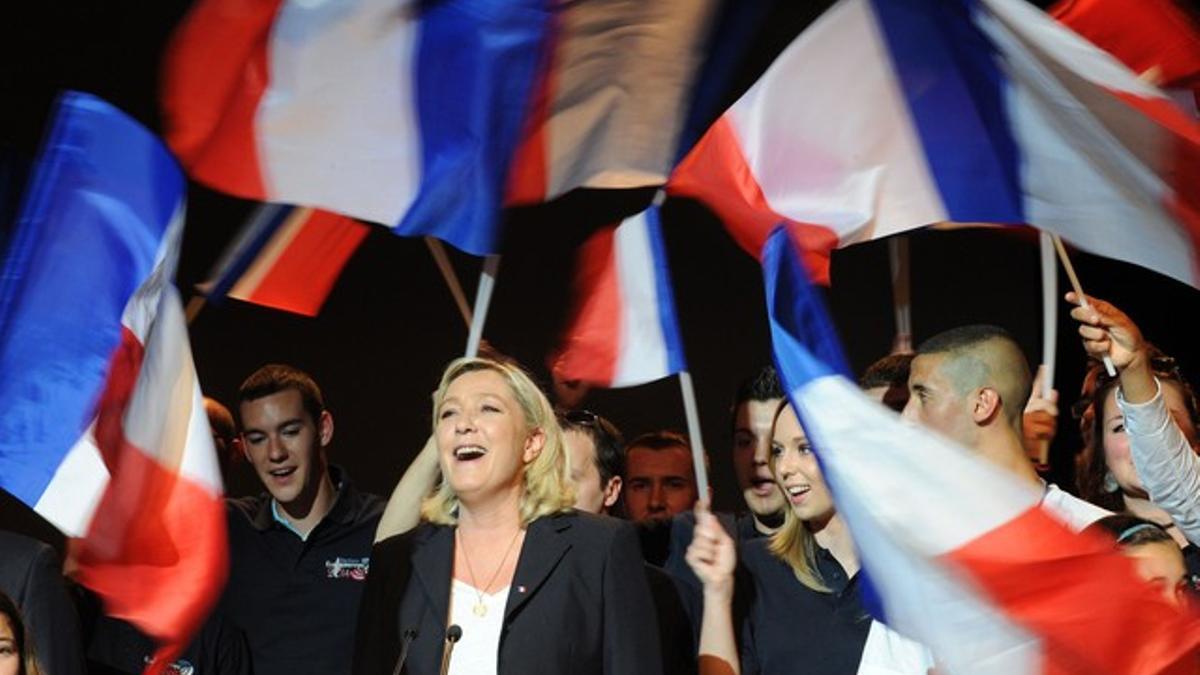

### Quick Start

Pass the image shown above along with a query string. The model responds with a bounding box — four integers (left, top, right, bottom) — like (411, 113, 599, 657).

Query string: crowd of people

(2, 291, 1199, 674)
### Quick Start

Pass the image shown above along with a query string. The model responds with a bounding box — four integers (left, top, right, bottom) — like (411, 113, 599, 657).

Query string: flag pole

(887, 236, 912, 354)
(424, 237, 473, 329)
(1051, 234, 1116, 377)
(184, 295, 207, 325)
(678, 370, 711, 501)
(464, 254, 501, 358)
(1034, 231, 1058, 467)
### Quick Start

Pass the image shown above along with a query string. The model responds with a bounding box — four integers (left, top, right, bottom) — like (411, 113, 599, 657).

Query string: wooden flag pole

(424, 237, 474, 329)
(888, 236, 913, 354)
(465, 254, 501, 358)
(1051, 234, 1116, 376)
(678, 370, 711, 501)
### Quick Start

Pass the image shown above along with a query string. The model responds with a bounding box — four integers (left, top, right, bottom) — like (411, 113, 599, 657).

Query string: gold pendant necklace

(458, 527, 522, 618)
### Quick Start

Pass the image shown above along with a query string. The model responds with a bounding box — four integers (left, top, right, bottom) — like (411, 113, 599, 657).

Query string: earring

(1103, 471, 1119, 493)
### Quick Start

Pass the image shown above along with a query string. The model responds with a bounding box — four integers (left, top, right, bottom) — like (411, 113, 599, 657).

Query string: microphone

(438, 624, 463, 675)
(391, 627, 419, 675)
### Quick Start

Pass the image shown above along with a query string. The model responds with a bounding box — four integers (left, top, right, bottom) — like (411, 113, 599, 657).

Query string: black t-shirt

(219, 467, 383, 675)
(737, 539, 871, 675)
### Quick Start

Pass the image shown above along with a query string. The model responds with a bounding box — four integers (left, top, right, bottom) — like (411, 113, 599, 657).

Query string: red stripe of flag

(550, 226, 622, 386)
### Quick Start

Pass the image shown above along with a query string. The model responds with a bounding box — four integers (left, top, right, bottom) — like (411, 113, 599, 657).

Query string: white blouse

(446, 579, 510, 675)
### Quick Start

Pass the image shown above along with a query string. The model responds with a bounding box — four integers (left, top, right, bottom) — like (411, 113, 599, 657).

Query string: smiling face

(1102, 382, 1198, 496)
(733, 398, 787, 519)
(240, 389, 332, 510)
(435, 368, 543, 506)
(770, 405, 833, 524)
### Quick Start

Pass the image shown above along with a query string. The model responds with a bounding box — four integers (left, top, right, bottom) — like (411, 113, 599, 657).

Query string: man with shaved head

(903, 325, 1107, 530)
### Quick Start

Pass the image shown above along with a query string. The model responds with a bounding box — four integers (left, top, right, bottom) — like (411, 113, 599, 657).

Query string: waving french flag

(161, 0, 548, 255)
(550, 206, 686, 388)
(0, 93, 226, 671)
(671, 0, 1200, 287)
(763, 225, 1200, 674)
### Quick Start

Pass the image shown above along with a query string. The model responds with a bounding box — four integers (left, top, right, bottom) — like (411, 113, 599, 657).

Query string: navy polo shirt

(219, 467, 383, 675)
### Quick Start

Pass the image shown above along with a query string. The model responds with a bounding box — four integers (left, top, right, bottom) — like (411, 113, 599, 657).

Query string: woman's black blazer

(351, 510, 663, 675)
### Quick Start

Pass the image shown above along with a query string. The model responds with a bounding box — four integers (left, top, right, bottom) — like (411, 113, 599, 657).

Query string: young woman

(686, 401, 931, 675)
(352, 357, 661, 675)
(0, 591, 41, 675)
(1086, 515, 1195, 608)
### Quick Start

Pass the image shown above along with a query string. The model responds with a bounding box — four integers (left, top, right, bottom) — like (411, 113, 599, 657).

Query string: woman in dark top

(686, 401, 931, 675)
(352, 357, 661, 675)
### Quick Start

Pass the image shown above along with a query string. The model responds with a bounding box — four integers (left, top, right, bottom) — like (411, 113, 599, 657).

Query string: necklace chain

(458, 527, 522, 617)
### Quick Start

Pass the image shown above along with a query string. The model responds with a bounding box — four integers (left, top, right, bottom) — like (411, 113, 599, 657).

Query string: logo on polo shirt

(144, 656, 194, 674)
(326, 556, 370, 581)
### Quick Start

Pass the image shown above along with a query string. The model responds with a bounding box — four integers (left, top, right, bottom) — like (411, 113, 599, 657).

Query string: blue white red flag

(161, 0, 549, 256)
(762, 225, 1200, 674)
(671, 0, 1200, 288)
(198, 204, 368, 317)
(0, 93, 226, 671)
(550, 206, 686, 388)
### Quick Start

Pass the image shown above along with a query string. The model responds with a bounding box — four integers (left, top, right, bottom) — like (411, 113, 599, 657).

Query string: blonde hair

(421, 357, 575, 525)
(766, 400, 830, 593)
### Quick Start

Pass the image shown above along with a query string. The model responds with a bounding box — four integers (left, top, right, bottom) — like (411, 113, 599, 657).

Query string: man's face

(623, 445, 698, 523)
(565, 429, 620, 514)
(240, 389, 330, 509)
(732, 399, 786, 519)
(902, 353, 976, 448)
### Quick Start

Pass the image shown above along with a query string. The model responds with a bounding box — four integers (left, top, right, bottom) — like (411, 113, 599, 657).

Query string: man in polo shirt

(220, 364, 383, 675)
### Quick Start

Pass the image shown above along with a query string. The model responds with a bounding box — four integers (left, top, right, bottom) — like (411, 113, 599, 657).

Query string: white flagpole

(678, 370, 711, 500)
(888, 236, 912, 354)
(1039, 232, 1058, 397)
(1051, 234, 1116, 377)
(424, 237, 473, 329)
(465, 254, 501, 358)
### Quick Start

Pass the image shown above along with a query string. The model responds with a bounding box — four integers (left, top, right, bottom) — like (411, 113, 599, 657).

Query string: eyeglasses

(560, 409, 599, 427)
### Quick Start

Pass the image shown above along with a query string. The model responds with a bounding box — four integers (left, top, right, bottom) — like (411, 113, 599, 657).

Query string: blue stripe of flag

(202, 202, 292, 302)
(644, 205, 688, 376)
(0, 92, 182, 505)
(868, 0, 1025, 225)
(396, 0, 551, 256)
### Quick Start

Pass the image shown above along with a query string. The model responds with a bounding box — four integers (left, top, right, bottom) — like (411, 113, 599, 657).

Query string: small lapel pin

(517, 585, 527, 594)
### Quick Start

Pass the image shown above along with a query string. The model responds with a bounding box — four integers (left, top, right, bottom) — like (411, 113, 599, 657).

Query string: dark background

(4, 0, 1199, 548)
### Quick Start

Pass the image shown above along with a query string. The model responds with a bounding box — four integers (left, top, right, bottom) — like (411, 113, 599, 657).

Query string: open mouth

(750, 478, 776, 495)
(454, 446, 487, 461)
(268, 467, 297, 480)
(785, 485, 810, 503)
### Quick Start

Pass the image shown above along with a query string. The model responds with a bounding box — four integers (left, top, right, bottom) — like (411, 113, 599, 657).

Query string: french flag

(670, 0, 1200, 288)
(161, 0, 549, 255)
(550, 206, 686, 388)
(763, 225, 1200, 674)
(506, 0, 719, 204)
(0, 93, 226, 671)
(197, 204, 369, 317)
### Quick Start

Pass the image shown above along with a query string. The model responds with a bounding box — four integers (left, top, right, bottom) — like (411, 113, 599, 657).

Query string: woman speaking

(352, 357, 661, 674)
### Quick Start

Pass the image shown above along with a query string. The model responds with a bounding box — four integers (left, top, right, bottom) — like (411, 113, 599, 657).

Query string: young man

(221, 365, 383, 675)
(558, 410, 625, 515)
(623, 431, 701, 523)
(729, 366, 787, 538)
(902, 325, 1107, 530)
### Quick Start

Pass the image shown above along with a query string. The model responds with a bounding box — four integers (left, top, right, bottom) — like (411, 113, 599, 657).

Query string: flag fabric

(549, 206, 686, 388)
(762, 225, 1200, 674)
(506, 0, 719, 204)
(198, 204, 369, 317)
(671, 0, 1200, 288)
(0, 92, 226, 670)
(161, 0, 549, 255)
(1051, 0, 1200, 88)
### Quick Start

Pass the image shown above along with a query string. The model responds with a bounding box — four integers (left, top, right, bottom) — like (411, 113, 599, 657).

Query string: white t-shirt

(446, 579, 509, 675)
(1040, 483, 1110, 531)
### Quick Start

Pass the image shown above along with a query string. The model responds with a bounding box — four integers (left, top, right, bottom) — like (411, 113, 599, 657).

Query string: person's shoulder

(1042, 484, 1111, 531)
(0, 530, 52, 559)
(374, 522, 444, 558)
(737, 535, 777, 569)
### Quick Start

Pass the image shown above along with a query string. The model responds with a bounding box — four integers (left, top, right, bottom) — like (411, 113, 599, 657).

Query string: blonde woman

(686, 401, 931, 675)
(352, 357, 661, 675)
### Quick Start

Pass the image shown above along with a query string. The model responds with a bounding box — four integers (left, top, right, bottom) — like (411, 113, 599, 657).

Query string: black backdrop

(4, 0, 1199, 550)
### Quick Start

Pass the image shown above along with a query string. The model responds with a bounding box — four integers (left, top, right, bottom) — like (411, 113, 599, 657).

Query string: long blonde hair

(766, 400, 831, 593)
(420, 357, 575, 525)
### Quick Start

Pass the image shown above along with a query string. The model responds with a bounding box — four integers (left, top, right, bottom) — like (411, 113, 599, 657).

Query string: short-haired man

(860, 353, 915, 412)
(730, 366, 787, 538)
(558, 410, 625, 514)
(902, 325, 1107, 530)
(624, 431, 700, 523)
(220, 364, 383, 675)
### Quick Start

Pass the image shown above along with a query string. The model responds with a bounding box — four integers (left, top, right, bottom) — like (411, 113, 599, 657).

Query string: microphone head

(446, 624, 463, 643)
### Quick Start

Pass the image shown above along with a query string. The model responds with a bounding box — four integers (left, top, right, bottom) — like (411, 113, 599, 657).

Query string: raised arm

(374, 435, 439, 542)
(1068, 292, 1200, 544)
(684, 504, 740, 675)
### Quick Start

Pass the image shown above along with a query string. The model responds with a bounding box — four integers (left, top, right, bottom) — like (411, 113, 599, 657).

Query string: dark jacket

(352, 511, 663, 675)
(0, 530, 86, 675)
